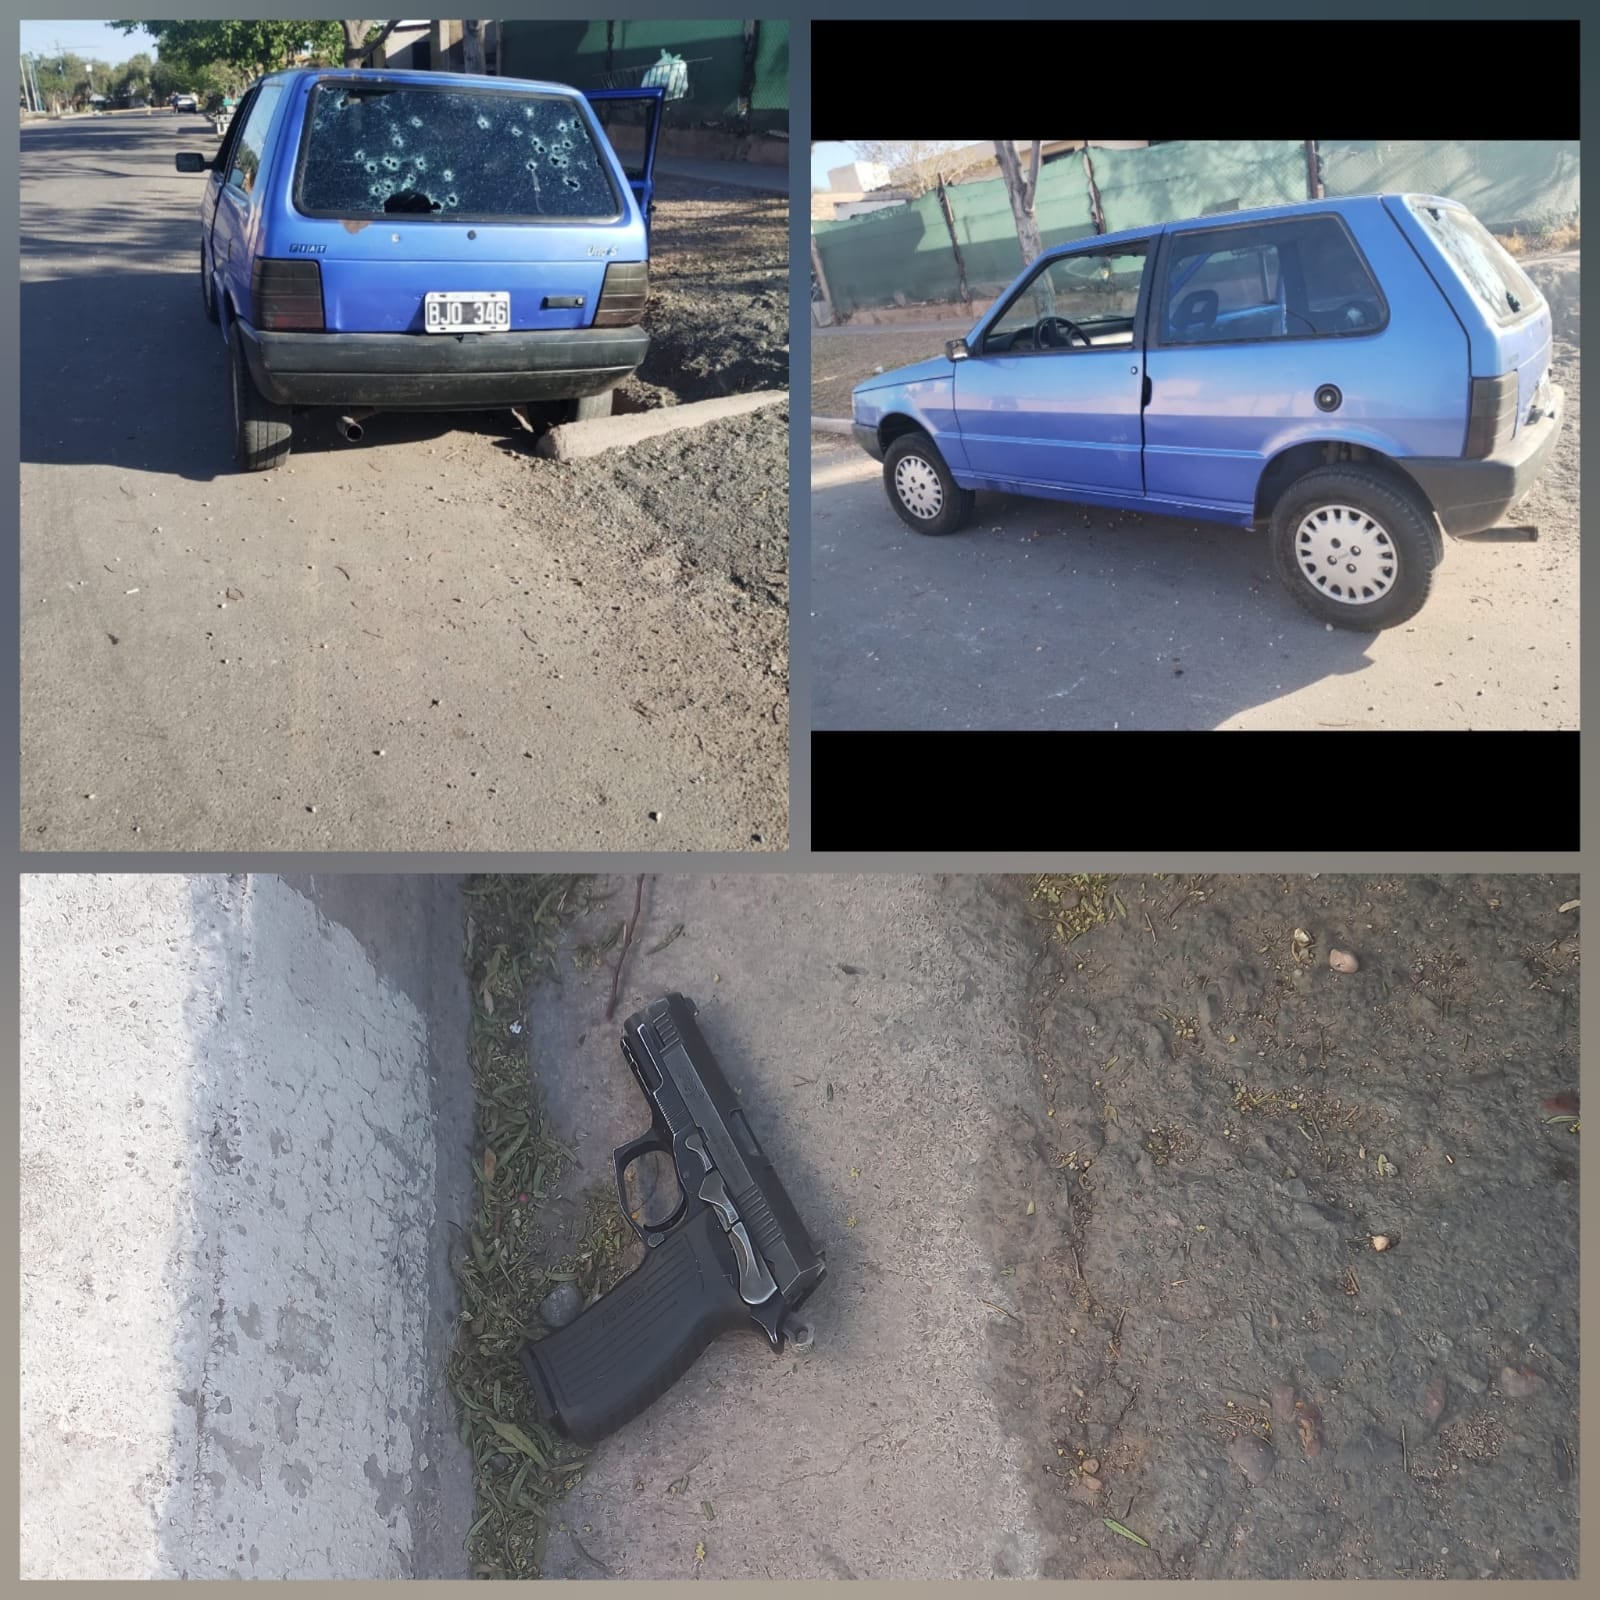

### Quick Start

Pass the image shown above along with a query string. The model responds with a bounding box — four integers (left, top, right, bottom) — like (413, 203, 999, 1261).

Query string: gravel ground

(995, 873, 1580, 1579)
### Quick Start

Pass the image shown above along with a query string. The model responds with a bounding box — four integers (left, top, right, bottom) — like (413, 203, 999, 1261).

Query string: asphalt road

(20, 115, 787, 851)
(810, 265, 1580, 732)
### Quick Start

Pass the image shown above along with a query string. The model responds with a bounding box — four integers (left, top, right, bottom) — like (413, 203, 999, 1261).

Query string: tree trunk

(809, 234, 836, 327)
(994, 139, 1044, 265)
(462, 20, 485, 75)
(341, 20, 402, 69)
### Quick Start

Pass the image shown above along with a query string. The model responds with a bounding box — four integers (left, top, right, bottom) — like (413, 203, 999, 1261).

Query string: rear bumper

(1401, 384, 1565, 536)
(852, 422, 884, 461)
(236, 320, 649, 409)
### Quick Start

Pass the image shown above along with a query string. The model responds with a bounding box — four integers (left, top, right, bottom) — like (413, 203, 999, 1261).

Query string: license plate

(424, 291, 511, 334)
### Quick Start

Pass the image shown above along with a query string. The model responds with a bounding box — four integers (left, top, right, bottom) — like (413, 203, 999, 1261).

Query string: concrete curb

(537, 390, 788, 462)
(811, 417, 852, 435)
(20, 875, 473, 1579)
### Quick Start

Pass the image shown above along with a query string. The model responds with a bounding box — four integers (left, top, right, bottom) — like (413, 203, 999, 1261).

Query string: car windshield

(296, 81, 620, 220)
(1409, 199, 1541, 327)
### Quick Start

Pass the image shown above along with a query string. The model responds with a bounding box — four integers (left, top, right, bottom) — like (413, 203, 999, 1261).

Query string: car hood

(853, 355, 955, 395)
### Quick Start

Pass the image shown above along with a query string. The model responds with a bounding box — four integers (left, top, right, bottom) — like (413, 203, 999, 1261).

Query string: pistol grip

(520, 1204, 753, 1445)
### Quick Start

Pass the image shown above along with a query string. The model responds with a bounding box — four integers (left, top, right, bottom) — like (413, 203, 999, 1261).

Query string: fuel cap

(1315, 384, 1342, 413)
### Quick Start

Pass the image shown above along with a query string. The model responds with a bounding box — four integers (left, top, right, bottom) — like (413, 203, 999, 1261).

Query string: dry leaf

(1559, 899, 1580, 913)
(1025, 1199, 1036, 1216)
(484, 1148, 498, 1182)
(694, 1541, 706, 1564)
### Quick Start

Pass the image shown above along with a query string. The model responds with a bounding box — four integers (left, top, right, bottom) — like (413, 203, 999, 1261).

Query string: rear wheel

(229, 324, 292, 472)
(882, 430, 974, 536)
(1269, 465, 1437, 630)
(570, 390, 613, 422)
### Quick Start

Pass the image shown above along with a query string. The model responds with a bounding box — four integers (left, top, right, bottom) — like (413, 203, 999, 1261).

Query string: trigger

(612, 1131, 668, 1246)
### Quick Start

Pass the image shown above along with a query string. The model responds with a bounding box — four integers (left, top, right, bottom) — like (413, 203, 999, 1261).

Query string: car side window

(1160, 216, 1386, 346)
(982, 245, 1149, 355)
(227, 83, 284, 198)
(214, 85, 259, 178)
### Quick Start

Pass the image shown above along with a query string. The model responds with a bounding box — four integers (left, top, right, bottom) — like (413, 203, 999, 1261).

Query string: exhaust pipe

(336, 409, 377, 442)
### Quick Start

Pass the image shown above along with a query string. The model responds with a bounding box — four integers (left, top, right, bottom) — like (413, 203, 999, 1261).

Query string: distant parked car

(851, 194, 1564, 629)
(174, 67, 664, 470)
(174, 92, 199, 113)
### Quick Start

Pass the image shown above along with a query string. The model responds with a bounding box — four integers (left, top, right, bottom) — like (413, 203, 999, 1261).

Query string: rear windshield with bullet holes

(293, 81, 621, 222)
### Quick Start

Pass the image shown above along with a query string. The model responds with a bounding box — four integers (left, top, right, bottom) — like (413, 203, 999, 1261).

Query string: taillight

(251, 258, 324, 331)
(592, 261, 647, 327)
(1463, 373, 1517, 458)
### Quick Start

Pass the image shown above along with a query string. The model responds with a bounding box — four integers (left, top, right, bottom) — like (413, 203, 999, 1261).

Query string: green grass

(447, 874, 636, 1579)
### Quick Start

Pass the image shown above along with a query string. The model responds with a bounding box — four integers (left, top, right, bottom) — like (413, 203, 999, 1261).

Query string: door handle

(1141, 374, 1152, 407)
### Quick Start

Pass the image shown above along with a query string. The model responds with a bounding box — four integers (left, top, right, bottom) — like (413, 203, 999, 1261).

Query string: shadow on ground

(810, 443, 1378, 730)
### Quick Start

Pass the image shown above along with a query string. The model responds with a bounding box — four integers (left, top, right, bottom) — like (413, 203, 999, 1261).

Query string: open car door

(584, 86, 665, 230)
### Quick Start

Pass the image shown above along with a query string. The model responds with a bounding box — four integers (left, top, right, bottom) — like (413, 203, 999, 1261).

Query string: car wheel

(200, 247, 218, 324)
(882, 430, 974, 536)
(229, 324, 292, 472)
(571, 390, 613, 422)
(1269, 466, 1438, 630)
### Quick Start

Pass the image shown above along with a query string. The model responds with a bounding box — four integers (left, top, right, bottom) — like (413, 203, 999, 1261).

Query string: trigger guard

(612, 1131, 686, 1246)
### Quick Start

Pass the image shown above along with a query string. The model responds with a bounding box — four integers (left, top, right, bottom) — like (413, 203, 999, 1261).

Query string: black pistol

(519, 993, 826, 1445)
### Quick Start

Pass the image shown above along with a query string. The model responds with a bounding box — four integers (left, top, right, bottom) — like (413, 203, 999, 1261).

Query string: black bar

(811, 731, 1579, 853)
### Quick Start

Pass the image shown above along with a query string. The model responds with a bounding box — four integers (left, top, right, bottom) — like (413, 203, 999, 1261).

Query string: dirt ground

(498, 873, 1578, 1580)
(811, 326, 960, 420)
(997, 872, 1580, 1579)
(622, 185, 789, 410)
(19, 132, 789, 852)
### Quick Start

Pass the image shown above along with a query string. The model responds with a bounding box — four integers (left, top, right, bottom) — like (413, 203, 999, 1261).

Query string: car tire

(882, 430, 974, 536)
(571, 390, 614, 422)
(200, 247, 218, 324)
(229, 324, 292, 472)
(1269, 465, 1437, 630)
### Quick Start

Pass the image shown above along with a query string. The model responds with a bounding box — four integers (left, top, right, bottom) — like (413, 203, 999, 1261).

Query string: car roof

(1040, 193, 1448, 258)
(257, 65, 581, 96)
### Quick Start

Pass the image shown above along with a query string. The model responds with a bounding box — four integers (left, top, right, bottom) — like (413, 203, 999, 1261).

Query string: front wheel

(229, 325, 292, 472)
(1269, 466, 1438, 630)
(882, 430, 974, 536)
(200, 246, 218, 324)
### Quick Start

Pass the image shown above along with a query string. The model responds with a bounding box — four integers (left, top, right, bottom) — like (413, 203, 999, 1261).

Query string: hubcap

(893, 454, 944, 519)
(1293, 503, 1397, 605)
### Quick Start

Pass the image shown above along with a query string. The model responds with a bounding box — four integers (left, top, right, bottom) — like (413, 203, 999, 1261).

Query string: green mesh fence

(814, 138, 1579, 317)
(498, 19, 788, 133)
(1318, 140, 1580, 231)
(1088, 139, 1306, 232)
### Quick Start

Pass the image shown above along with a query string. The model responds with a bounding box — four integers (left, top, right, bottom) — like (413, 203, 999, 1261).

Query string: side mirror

(174, 151, 211, 173)
(946, 337, 971, 362)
